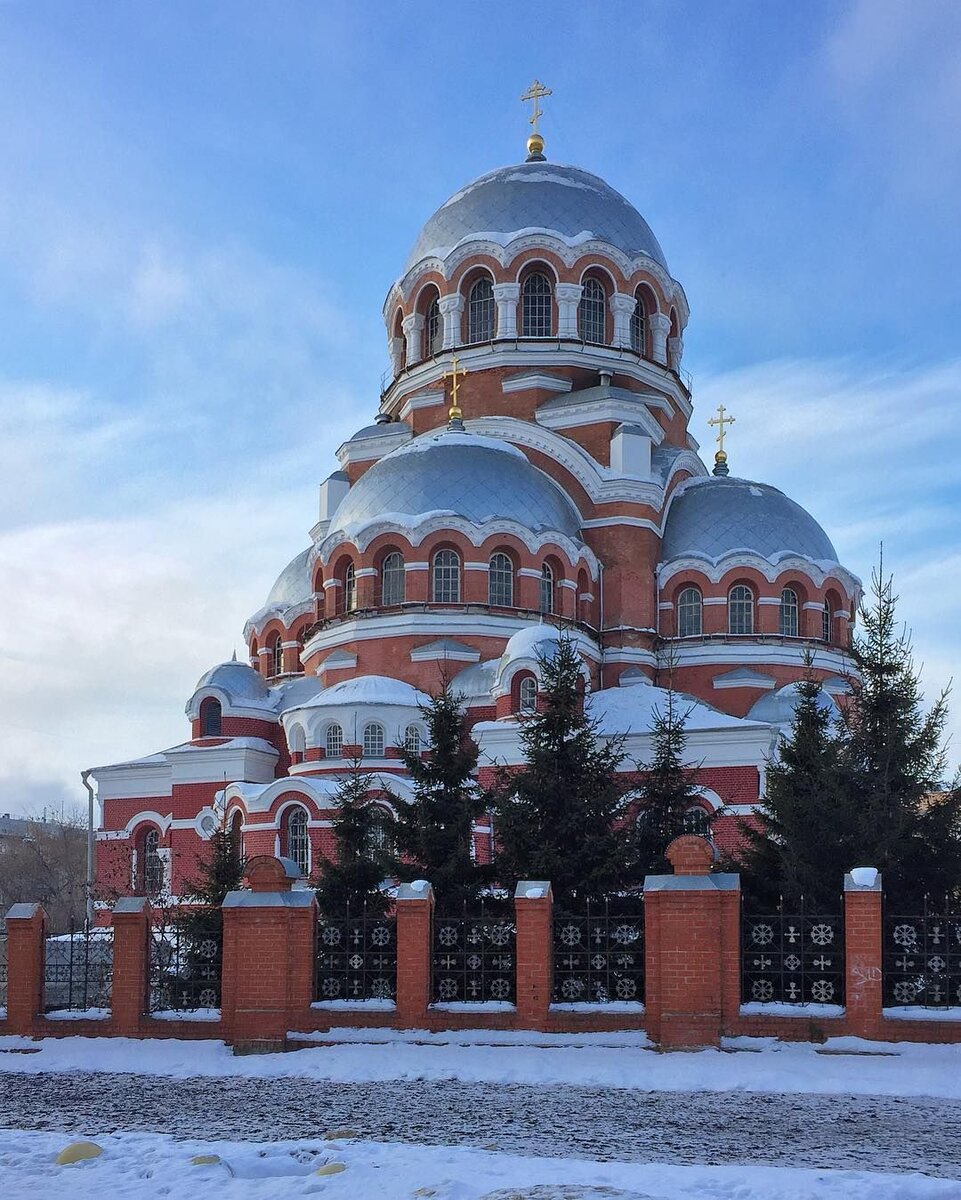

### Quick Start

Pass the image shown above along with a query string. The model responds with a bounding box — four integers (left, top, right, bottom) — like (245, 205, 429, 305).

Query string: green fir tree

(315, 764, 393, 917)
(489, 635, 631, 908)
(390, 686, 486, 912)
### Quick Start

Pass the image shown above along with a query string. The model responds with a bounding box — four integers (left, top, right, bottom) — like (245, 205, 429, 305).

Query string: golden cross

(521, 78, 552, 134)
(445, 353, 467, 423)
(708, 403, 736, 455)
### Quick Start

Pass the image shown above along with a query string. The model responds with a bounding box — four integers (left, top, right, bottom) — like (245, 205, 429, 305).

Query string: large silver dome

(661, 477, 838, 565)
(405, 162, 668, 273)
(264, 548, 312, 610)
(329, 429, 582, 540)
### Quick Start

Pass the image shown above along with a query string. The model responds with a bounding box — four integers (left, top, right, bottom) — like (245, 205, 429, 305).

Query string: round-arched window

(779, 588, 799, 637)
(468, 277, 495, 343)
(343, 562, 357, 613)
(728, 585, 754, 635)
(432, 549, 461, 603)
(142, 828, 163, 896)
(285, 806, 310, 875)
(682, 806, 711, 837)
(630, 291, 647, 353)
(519, 675, 538, 713)
(381, 551, 405, 607)
(677, 587, 702, 638)
(539, 562, 555, 615)
(404, 724, 422, 755)
(578, 277, 606, 343)
(363, 722, 385, 757)
(488, 552, 514, 607)
(424, 295, 442, 358)
(823, 600, 832, 642)
(268, 633, 284, 676)
(200, 697, 222, 737)
(522, 272, 552, 338)
(325, 723, 344, 759)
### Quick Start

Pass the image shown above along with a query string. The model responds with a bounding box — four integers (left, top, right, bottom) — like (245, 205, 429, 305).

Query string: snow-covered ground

(0, 1128, 957, 1200)
(4, 1029, 961, 1099)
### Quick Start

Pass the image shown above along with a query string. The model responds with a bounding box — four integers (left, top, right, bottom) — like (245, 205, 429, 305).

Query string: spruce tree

(632, 684, 705, 878)
(738, 670, 852, 908)
(315, 765, 392, 917)
(838, 570, 961, 904)
(390, 686, 486, 912)
(489, 636, 630, 908)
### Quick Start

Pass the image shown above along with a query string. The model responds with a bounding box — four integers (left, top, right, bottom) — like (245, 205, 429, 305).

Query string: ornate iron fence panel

(742, 908, 844, 1005)
(149, 921, 221, 1012)
(0, 935, 7, 1010)
(44, 924, 113, 1012)
(315, 913, 397, 1002)
(432, 911, 516, 1004)
(552, 903, 645, 1004)
(884, 903, 961, 1008)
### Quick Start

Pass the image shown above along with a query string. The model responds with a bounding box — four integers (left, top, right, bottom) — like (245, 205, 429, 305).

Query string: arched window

(287, 723, 306, 759)
(284, 806, 310, 876)
(539, 562, 555, 615)
(822, 601, 832, 642)
(728, 585, 754, 635)
(519, 675, 538, 713)
(325, 723, 344, 759)
(488, 552, 514, 607)
(404, 724, 422, 755)
(381, 551, 405, 607)
(367, 807, 395, 856)
(268, 633, 284, 676)
(363, 722, 385, 757)
(630, 291, 647, 353)
(423, 295, 442, 358)
(200, 697, 222, 737)
(229, 810, 243, 864)
(142, 828, 163, 897)
(779, 588, 799, 637)
(343, 562, 357, 613)
(467, 277, 495, 343)
(677, 587, 702, 638)
(682, 806, 711, 836)
(522, 272, 552, 338)
(578, 277, 606, 343)
(432, 548, 461, 603)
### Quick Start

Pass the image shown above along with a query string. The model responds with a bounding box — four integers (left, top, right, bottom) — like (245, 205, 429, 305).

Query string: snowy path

(2, 1069, 960, 1178)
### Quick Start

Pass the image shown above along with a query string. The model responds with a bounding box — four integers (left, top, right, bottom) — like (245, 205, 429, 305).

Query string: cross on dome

(521, 78, 552, 161)
(444, 353, 467, 430)
(708, 403, 736, 476)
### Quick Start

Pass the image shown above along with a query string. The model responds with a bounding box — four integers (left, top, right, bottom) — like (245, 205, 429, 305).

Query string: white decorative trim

(535, 393, 666, 444)
(712, 668, 777, 691)
(405, 561, 429, 571)
(517, 567, 543, 579)
(355, 567, 378, 579)
(558, 579, 577, 590)
(502, 371, 572, 395)
(336, 427, 411, 467)
(657, 551, 861, 594)
(399, 390, 446, 421)
(464, 561, 488, 571)
(664, 640, 853, 673)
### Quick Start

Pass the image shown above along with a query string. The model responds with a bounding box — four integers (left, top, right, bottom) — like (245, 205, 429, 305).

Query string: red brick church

(91, 114, 860, 907)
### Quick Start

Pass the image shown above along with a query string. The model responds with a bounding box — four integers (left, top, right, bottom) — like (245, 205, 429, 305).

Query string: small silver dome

(193, 661, 271, 706)
(264, 548, 313, 610)
(329, 430, 582, 540)
(661, 477, 838, 565)
(405, 162, 668, 273)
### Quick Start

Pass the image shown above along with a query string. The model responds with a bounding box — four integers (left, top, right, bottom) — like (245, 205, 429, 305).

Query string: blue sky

(1, 0, 959, 816)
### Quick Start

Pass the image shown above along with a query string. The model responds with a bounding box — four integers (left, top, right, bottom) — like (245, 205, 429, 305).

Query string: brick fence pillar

(844, 867, 883, 1039)
(4, 903, 46, 1033)
(644, 835, 740, 1048)
(222, 855, 316, 1052)
(110, 897, 151, 1035)
(395, 881, 434, 1026)
(514, 881, 553, 1028)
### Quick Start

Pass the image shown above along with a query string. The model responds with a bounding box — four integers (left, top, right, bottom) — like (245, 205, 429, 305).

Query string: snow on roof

(391, 429, 527, 461)
(295, 675, 432, 710)
(501, 623, 562, 664)
(587, 685, 765, 736)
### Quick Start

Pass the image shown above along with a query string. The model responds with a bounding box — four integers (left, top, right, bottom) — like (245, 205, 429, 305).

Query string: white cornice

(662, 640, 854, 674)
(656, 551, 862, 594)
(535, 394, 666, 444)
(501, 371, 573, 395)
(335, 427, 412, 467)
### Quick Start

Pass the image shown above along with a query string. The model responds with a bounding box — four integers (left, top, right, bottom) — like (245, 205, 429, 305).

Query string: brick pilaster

(514, 881, 553, 1027)
(844, 868, 883, 1039)
(4, 903, 46, 1033)
(395, 881, 434, 1026)
(110, 897, 151, 1035)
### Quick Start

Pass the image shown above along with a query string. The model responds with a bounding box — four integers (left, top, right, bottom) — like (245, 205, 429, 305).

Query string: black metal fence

(742, 905, 845, 1006)
(884, 901, 961, 1009)
(432, 909, 516, 1004)
(552, 902, 645, 1004)
(44, 924, 113, 1012)
(149, 921, 222, 1012)
(0, 935, 7, 1011)
(315, 912, 397, 1002)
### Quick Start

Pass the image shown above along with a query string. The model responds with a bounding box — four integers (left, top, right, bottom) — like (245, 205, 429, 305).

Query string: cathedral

(91, 96, 861, 905)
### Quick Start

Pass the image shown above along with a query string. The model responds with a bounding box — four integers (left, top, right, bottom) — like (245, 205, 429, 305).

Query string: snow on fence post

(395, 880, 434, 1027)
(514, 881, 553, 1029)
(844, 867, 883, 1039)
(110, 897, 151, 1035)
(644, 835, 740, 1048)
(4, 903, 46, 1034)
(221, 855, 316, 1052)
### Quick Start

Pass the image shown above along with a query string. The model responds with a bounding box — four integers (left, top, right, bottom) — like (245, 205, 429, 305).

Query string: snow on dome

(192, 661, 271, 707)
(263, 547, 313, 611)
(404, 161, 668, 274)
(296, 675, 432, 710)
(661, 476, 839, 566)
(589, 685, 763, 735)
(328, 429, 582, 541)
(747, 682, 840, 728)
(500, 623, 563, 669)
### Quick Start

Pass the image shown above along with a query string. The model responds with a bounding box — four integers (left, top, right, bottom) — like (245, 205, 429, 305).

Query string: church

(91, 89, 861, 906)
